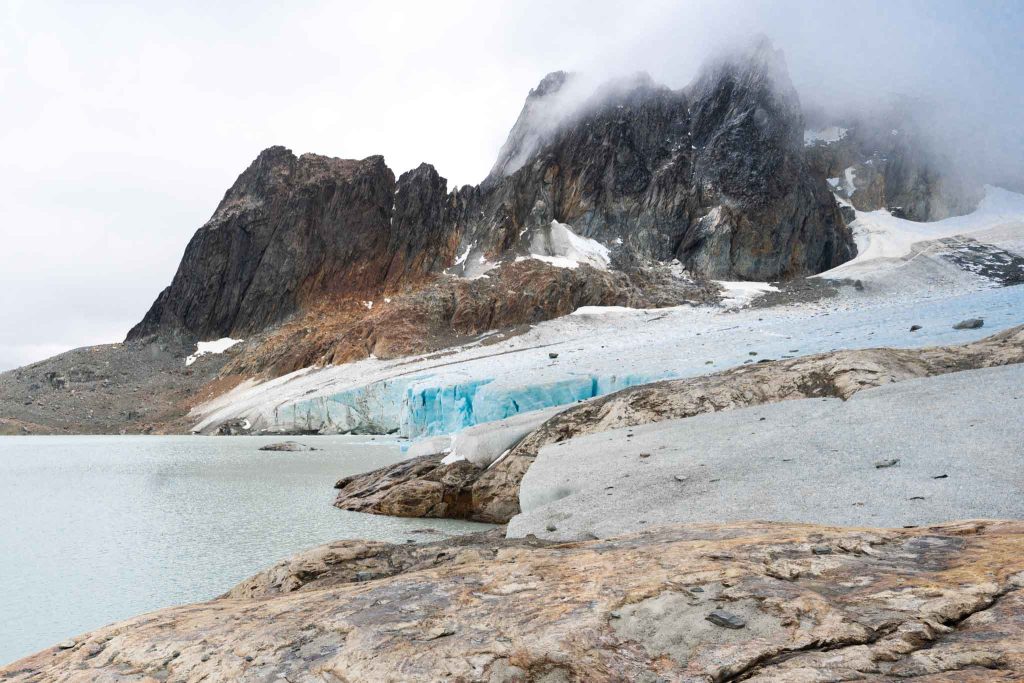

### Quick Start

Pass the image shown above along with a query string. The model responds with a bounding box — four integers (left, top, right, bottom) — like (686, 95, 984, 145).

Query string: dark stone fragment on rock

(706, 609, 746, 629)
(874, 458, 900, 469)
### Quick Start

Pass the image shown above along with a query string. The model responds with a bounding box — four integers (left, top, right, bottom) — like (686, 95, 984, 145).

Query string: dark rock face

(450, 40, 854, 280)
(128, 148, 398, 341)
(384, 163, 458, 284)
(130, 38, 855, 343)
(679, 40, 853, 278)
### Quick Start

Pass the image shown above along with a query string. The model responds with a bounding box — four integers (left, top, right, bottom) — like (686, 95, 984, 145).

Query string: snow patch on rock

(821, 185, 1024, 277)
(716, 281, 779, 309)
(185, 338, 243, 366)
(519, 221, 610, 270)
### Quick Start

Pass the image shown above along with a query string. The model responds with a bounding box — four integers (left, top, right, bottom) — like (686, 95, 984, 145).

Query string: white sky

(1, 0, 1021, 370)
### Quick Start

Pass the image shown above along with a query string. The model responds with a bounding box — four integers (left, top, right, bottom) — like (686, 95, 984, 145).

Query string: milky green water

(0, 435, 491, 665)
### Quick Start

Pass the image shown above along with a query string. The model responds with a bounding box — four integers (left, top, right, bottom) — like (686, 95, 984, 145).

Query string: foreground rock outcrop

(5, 520, 1024, 681)
(335, 325, 1024, 523)
(511, 363, 1024, 539)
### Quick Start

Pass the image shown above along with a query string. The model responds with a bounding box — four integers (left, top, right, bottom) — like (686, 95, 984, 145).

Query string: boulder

(954, 318, 985, 330)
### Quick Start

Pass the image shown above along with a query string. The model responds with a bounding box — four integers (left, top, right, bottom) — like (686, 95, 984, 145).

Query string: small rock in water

(706, 609, 746, 629)
(874, 458, 900, 469)
(548, 352, 559, 359)
(258, 441, 317, 452)
(910, 324, 922, 332)
(953, 318, 984, 330)
(933, 474, 949, 479)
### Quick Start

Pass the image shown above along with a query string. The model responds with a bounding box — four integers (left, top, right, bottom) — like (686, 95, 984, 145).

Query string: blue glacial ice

(281, 371, 672, 438)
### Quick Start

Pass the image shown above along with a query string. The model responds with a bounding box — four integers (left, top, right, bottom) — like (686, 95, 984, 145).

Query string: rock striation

(6, 520, 1024, 681)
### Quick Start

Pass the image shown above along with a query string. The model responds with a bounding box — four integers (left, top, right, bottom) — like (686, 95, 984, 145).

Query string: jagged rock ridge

(129, 38, 854, 343)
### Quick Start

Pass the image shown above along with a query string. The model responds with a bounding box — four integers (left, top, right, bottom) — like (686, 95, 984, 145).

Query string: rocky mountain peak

(529, 70, 571, 98)
(129, 38, 855, 344)
(127, 147, 399, 341)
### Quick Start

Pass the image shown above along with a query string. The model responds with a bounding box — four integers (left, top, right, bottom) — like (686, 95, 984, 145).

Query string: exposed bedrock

(334, 325, 1024, 523)
(127, 150, 459, 342)
(6, 520, 1024, 681)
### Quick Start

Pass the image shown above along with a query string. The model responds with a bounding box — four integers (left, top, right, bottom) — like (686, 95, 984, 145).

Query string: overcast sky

(2, 0, 1022, 370)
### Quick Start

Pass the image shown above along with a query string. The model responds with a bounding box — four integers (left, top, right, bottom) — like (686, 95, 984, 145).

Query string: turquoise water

(0, 435, 491, 665)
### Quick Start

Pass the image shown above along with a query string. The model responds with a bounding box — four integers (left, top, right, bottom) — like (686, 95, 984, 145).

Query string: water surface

(0, 435, 490, 665)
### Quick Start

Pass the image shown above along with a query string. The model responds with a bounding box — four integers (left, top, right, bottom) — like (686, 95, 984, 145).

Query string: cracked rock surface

(3, 520, 1023, 682)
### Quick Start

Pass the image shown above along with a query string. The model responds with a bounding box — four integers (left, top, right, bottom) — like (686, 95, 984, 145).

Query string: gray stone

(953, 318, 984, 330)
(706, 609, 746, 629)
(258, 441, 317, 452)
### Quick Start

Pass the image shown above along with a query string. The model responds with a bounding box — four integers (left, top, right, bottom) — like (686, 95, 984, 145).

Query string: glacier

(190, 186, 1024, 442)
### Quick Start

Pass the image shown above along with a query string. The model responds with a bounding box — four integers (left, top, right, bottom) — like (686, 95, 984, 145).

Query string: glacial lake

(0, 435, 492, 665)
